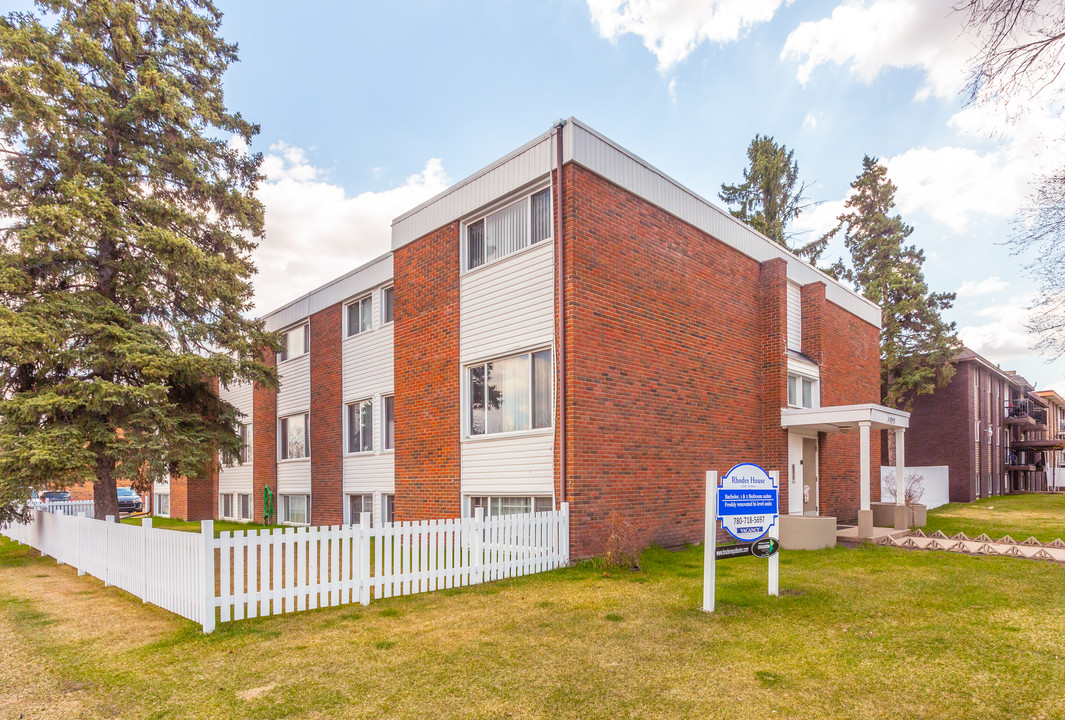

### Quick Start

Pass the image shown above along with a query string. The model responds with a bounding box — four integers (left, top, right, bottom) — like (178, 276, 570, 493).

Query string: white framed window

(238, 423, 251, 464)
(467, 495, 553, 517)
(220, 492, 234, 519)
(154, 492, 170, 518)
(279, 413, 309, 460)
(382, 286, 394, 325)
(787, 375, 817, 409)
(238, 493, 252, 521)
(346, 295, 373, 337)
(382, 493, 395, 524)
(383, 395, 395, 451)
(278, 323, 309, 363)
(347, 493, 373, 525)
(280, 494, 309, 525)
(467, 349, 552, 436)
(464, 187, 552, 271)
(346, 400, 373, 453)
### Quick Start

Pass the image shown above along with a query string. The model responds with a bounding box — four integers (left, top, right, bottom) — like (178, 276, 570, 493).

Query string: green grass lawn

(122, 516, 274, 537)
(2, 534, 1064, 719)
(924, 492, 1065, 542)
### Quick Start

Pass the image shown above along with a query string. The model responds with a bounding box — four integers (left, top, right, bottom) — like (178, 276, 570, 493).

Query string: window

(467, 495, 553, 517)
(382, 286, 394, 325)
(280, 413, 309, 460)
(238, 493, 252, 521)
(787, 375, 817, 409)
(465, 187, 552, 270)
(154, 493, 170, 518)
(346, 400, 373, 453)
(383, 395, 395, 450)
(278, 324, 309, 362)
(238, 423, 250, 464)
(348, 493, 373, 524)
(346, 295, 373, 337)
(220, 493, 233, 519)
(281, 494, 309, 525)
(468, 350, 552, 436)
(382, 494, 395, 524)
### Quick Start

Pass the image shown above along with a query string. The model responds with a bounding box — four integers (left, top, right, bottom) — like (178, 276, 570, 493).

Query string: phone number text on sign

(717, 463, 778, 543)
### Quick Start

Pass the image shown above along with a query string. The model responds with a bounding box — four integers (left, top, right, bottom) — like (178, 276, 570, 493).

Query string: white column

(702, 471, 717, 613)
(895, 428, 906, 506)
(859, 421, 871, 512)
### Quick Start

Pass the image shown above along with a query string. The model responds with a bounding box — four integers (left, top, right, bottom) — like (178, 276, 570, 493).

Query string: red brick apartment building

(903, 347, 1065, 503)
(155, 119, 907, 554)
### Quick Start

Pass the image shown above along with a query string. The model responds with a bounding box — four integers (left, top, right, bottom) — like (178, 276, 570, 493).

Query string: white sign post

(703, 464, 780, 613)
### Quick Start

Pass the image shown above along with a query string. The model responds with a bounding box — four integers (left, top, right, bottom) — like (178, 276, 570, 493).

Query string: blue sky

(15, 0, 1064, 391)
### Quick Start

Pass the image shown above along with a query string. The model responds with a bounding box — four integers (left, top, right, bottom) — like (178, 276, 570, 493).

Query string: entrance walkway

(836, 523, 909, 546)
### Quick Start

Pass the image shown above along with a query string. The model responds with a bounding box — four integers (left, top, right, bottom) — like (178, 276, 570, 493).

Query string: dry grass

(923, 493, 1065, 542)
(2, 537, 1064, 719)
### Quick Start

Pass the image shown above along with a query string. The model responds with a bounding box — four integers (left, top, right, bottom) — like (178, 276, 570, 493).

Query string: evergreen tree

(825, 156, 959, 410)
(0, 1, 278, 524)
(719, 134, 823, 261)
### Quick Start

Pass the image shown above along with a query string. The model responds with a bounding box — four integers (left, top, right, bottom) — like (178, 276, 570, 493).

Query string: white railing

(27, 499, 96, 518)
(1, 504, 570, 633)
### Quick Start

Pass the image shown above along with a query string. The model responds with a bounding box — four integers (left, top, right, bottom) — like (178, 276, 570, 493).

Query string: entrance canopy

(780, 404, 911, 539)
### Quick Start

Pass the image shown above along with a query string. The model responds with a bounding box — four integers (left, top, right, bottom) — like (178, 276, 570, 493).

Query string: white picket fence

(1, 504, 570, 632)
(27, 499, 96, 518)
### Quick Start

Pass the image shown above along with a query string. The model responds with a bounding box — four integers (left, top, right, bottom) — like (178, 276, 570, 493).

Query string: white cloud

(588, 0, 789, 72)
(958, 296, 1039, 362)
(781, 0, 976, 101)
(1045, 379, 1065, 397)
(668, 77, 677, 103)
(251, 144, 450, 312)
(790, 197, 846, 242)
(802, 111, 819, 129)
(957, 276, 1008, 298)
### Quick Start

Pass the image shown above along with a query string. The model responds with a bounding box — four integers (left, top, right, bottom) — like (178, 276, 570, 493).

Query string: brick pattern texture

(253, 350, 278, 523)
(310, 302, 344, 525)
(393, 223, 462, 520)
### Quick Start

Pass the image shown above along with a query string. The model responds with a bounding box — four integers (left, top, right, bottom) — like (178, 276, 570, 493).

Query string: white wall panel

(342, 454, 395, 494)
(461, 432, 554, 494)
(219, 465, 253, 494)
(460, 241, 554, 362)
(342, 286, 394, 402)
(276, 354, 310, 418)
(787, 282, 802, 352)
(277, 459, 311, 494)
(219, 381, 254, 421)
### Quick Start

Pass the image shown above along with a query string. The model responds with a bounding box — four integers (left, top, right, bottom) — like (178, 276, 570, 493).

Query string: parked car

(40, 490, 71, 503)
(117, 487, 144, 513)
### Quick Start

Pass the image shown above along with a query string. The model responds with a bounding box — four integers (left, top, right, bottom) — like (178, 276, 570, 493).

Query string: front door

(802, 438, 819, 515)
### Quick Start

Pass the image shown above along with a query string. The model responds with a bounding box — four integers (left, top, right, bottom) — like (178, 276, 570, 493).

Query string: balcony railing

(1005, 398, 1048, 426)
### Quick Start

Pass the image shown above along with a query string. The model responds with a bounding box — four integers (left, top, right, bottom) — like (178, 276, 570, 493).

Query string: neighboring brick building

(903, 347, 1063, 503)
(177, 119, 898, 554)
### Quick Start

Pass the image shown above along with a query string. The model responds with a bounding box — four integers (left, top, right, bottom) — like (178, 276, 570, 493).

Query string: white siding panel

(277, 460, 311, 494)
(276, 354, 310, 418)
(461, 433, 554, 494)
(460, 241, 554, 362)
(342, 288, 394, 403)
(342, 454, 395, 494)
(218, 464, 253, 493)
(219, 381, 254, 421)
(787, 282, 802, 352)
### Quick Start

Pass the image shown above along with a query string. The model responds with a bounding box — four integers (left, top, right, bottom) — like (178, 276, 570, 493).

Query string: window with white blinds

(465, 187, 552, 270)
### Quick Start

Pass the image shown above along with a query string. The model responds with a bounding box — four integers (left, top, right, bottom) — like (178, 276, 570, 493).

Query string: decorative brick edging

(876, 529, 1065, 563)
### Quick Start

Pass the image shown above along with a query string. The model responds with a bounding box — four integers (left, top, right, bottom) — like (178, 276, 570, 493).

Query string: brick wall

(905, 361, 976, 502)
(564, 163, 767, 555)
(310, 302, 344, 525)
(760, 258, 790, 513)
(393, 223, 462, 520)
(253, 350, 278, 523)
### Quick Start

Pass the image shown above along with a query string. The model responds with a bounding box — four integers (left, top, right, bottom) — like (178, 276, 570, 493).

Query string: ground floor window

(382, 493, 395, 524)
(238, 493, 252, 521)
(467, 495, 553, 517)
(280, 494, 310, 525)
(154, 492, 170, 518)
(220, 493, 234, 519)
(347, 493, 374, 524)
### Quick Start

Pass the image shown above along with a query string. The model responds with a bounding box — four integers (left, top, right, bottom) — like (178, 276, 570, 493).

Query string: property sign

(714, 537, 780, 560)
(717, 463, 779, 542)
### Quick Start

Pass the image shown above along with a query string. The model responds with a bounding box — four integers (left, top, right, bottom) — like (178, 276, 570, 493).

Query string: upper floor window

(465, 187, 552, 271)
(346, 399, 373, 453)
(278, 324, 309, 363)
(238, 423, 250, 464)
(383, 395, 395, 450)
(468, 349, 552, 436)
(346, 295, 373, 337)
(787, 374, 817, 409)
(280, 412, 309, 460)
(382, 286, 394, 325)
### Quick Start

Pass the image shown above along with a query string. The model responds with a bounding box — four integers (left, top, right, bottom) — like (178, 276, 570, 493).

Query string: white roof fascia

(261, 252, 393, 332)
(390, 118, 880, 329)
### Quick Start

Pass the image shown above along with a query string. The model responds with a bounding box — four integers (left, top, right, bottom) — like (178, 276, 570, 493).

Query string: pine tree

(0, 1, 278, 524)
(825, 156, 959, 410)
(719, 134, 823, 261)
